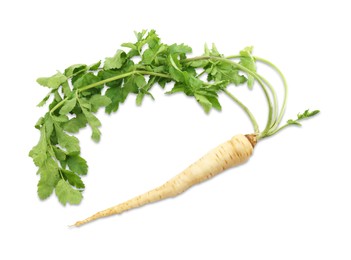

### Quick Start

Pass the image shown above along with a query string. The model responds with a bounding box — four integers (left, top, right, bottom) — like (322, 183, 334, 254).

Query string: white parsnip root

(72, 134, 256, 227)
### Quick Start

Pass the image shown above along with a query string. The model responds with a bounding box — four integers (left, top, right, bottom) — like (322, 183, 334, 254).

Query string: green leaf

(166, 83, 186, 95)
(54, 91, 63, 102)
(168, 54, 182, 71)
(55, 123, 80, 155)
(121, 42, 137, 50)
(37, 72, 67, 89)
(239, 46, 256, 89)
(206, 95, 221, 111)
(61, 169, 85, 189)
(186, 75, 202, 91)
(29, 127, 47, 167)
(168, 54, 187, 82)
(204, 43, 222, 57)
(286, 109, 320, 128)
(169, 43, 192, 55)
(73, 72, 101, 90)
(52, 146, 66, 161)
(59, 97, 77, 115)
(189, 60, 209, 68)
(79, 98, 102, 142)
(61, 81, 72, 97)
(297, 109, 320, 120)
(105, 87, 124, 114)
(89, 94, 111, 113)
(207, 61, 246, 85)
(146, 30, 161, 49)
(136, 92, 144, 106)
(37, 179, 55, 200)
(142, 44, 167, 64)
(169, 66, 185, 82)
(67, 155, 88, 175)
(142, 49, 157, 64)
(63, 113, 87, 133)
(51, 115, 69, 123)
(123, 74, 142, 96)
(135, 84, 155, 106)
(89, 61, 101, 70)
(104, 50, 127, 70)
(34, 117, 44, 129)
(55, 179, 83, 205)
(134, 29, 147, 41)
(37, 157, 60, 200)
(194, 93, 212, 113)
(44, 115, 54, 138)
(37, 91, 53, 107)
(85, 112, 102, 142)
(135, 75, 146, 88)
(64, 64, 88, 77)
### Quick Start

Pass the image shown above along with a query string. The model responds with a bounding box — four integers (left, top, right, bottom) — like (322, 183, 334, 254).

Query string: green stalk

(223, 89, 259, 134)
(183, 56, 274, 137)
(225, 55, 280, 131)
(254, 56, 288, 133)
(226, 55, 289, 135)
(49, 70, 172, 114)
(265, 123, 290, 137)
(79, 70, 171, 92)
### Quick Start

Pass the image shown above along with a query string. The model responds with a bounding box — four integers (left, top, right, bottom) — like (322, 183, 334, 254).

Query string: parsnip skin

(73, 134, 256, 227)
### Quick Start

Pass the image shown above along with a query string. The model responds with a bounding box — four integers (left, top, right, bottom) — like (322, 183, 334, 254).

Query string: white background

(1, 0, 350, 259)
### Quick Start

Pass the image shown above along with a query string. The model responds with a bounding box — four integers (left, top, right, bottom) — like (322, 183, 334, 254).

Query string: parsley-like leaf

(286, 109, 320, 127)
(37, 91, 53, 107)
(297, 109, 320, 120)
(79, 97, 102, 142)
(29, 127, 47, 167)
(105, 87, 124, 114)
(89, 61, 101, 70)
(59, 96, 77, 115)
(194, 93, 212, 113)
(104, 50, 127, 70)
(55, 123, 80, 155)
(61, 169, 85, 189)
(52, 146, 66, 161)
(73, 72, 102, 90)
(89, 94, 112, 113)
(37, 157, 60, 200)
(37, 72, 67, 89)
(169, 43, 192, 55)
(239, 46, 256, 89)
(67, 155, 88, 175)
(55, 179, 83, 206)
(63, 113, 87, 133)
(64, 64, 88, 78)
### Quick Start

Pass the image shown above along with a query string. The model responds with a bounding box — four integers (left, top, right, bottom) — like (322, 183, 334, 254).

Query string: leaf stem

(183, 56, 274, 137)
(226, 55, 280, 132)
(49, 70, 172, 114)
(254, 56, 289, 133)
(50, 97, 69, 115)
(226, 55, 290, 136)
(222, 89, 259, 134)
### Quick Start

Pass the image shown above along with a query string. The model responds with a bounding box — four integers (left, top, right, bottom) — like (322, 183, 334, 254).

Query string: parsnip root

(72, 134, 256, 227)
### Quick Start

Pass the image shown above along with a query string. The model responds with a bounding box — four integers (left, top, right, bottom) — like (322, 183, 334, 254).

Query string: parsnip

(73, 134, 256, 227)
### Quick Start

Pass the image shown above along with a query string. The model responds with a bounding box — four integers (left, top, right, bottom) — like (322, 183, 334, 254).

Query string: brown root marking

(72, 134, 255, 227)
(245, 134, 257, 148)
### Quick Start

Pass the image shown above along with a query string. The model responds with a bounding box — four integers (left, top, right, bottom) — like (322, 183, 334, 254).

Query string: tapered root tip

(69, 211, 104, 227)
(69, 219, 89, 228)
(68, 222, 80, 228)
